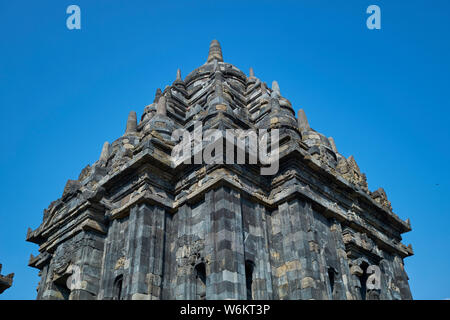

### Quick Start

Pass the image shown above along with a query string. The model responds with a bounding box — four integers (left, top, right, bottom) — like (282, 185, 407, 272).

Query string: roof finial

(157, 96, 167, 115)
(125, 111, 137, 135)
(153, 88, 162, 103)
(249, 67, 255, 78)
(272, 81, 281, 96)
(298, 109, 310, 131)
(261, 82, 268, 97)
(328, 137, 338, 153)
(176, 69, 182, 81)
(207, 40, 223, 63)
(99, 141, 110, 162)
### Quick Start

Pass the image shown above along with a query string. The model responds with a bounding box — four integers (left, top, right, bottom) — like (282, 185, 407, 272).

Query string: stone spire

(272, 81, 281, 97)
(328, 137, 338, 153)
(249, 67, 255, 78)
(99, 141, 110, 162)
(157, 95, 167, 115)
(298, 109, 310, 131)
(207, 40, 223, 63)
(261, 82, 268, 96)
(125, 111, 137, 135)
(153, 88, 162, 103)
(173, 69, 185, 88)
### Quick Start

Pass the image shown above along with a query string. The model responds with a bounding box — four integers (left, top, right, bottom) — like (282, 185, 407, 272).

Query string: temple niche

(26, 40, 413, 300)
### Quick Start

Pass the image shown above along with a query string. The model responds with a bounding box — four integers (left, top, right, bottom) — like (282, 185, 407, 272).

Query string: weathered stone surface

(62, 180, 81, 199)
(27, 40, 413, 300)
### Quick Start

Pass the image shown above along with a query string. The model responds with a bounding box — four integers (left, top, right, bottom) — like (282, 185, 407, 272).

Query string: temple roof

(51, 41, 403, 216)
(26, 40, 412, 258)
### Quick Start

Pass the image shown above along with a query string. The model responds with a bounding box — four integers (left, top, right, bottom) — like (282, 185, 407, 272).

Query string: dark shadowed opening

(54, 274, 70, 300)
(328, 267, 335, 298)
(113, 275, 123, 300)
(245, 260, 255, 300)
(359, 262, 369, 300)
(195, 263, 206, 300)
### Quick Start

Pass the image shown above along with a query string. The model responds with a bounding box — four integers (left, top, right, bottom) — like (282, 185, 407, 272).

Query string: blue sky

(0, 0, 449, 300)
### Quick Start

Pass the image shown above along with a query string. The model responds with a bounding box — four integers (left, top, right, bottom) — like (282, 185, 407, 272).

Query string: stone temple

(27, 40, 413, 300)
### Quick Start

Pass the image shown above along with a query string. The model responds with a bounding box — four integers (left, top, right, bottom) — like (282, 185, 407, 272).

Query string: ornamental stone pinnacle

(272, 80, 281, 97)
(249, 67, 255, 78)
(328, 137, 338, 153)
(206, 39, 223, 63)
(26, 40, 413, 300)
(99, 141, 110, 162)
(297, 109, 310, 131)
(156, 95, 167, 115)
(125, 111, 137, 135)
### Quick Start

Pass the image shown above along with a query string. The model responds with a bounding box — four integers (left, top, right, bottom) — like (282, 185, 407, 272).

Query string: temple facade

(27, 40, 413, 300)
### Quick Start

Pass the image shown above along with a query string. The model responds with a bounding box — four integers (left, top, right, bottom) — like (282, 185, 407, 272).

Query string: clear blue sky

(0, 0, 449, 300)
